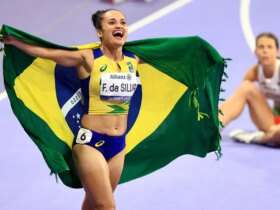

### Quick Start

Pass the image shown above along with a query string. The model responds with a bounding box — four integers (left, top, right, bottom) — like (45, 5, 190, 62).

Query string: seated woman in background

(220, 32, 280, 146)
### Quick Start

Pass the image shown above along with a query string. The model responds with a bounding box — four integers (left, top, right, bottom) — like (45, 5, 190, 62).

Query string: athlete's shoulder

(244, 65, 258, 81)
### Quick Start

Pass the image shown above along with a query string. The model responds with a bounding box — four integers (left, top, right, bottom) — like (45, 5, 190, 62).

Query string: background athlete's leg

(220, 81, 274, 131)
(260, 124, 280, 145)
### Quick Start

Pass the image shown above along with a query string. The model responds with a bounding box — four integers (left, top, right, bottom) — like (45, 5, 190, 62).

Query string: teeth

(113, 31, 123, 36)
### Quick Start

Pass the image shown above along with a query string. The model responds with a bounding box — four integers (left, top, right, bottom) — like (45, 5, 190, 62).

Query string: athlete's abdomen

(81, 114, 128, 136)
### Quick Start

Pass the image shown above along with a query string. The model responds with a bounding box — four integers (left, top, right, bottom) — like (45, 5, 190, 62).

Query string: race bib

(100, 72, 138, 102)
(76, 128, 92, 144)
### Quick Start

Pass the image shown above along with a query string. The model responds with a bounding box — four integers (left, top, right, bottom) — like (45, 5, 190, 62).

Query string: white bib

(76, 128, 92, 144)
(100, 72, 138, 102)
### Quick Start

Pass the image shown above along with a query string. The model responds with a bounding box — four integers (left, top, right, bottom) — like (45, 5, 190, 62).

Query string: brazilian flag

(1, 25, 225, 188)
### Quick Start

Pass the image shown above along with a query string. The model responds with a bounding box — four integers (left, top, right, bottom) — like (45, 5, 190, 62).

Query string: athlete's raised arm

(2, 36, 89, 68)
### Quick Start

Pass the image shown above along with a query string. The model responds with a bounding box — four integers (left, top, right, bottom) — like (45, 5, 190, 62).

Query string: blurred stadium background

(0, 1, 279, 210)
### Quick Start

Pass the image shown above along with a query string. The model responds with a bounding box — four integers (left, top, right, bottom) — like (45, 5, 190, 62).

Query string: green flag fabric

(1, 24, 225, 188)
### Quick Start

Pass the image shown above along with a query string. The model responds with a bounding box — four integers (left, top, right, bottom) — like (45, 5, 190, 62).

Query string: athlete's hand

(0, 35, 18, 45)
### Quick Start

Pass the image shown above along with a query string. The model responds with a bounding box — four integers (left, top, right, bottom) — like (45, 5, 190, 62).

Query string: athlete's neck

(262, 60, 277, 73)
(101, 45, 123, 62)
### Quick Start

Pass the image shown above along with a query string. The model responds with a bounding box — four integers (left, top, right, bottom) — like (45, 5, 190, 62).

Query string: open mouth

(261, 56, 269, 60)
(112, 30, 124, 39)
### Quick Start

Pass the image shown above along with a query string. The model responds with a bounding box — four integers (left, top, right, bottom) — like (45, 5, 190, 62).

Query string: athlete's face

(97, 10, 128, 48)
(255, 36, 279, 67)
